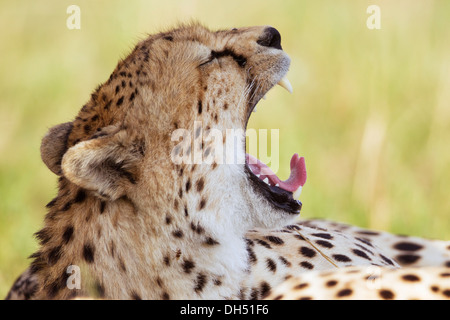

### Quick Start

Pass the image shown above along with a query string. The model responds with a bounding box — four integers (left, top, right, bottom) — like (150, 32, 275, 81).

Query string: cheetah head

(41, 23, 306, 235)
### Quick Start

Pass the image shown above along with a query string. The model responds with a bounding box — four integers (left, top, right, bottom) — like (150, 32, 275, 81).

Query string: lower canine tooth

(293, 186, 302, 199)
(263, 178, 269, 184)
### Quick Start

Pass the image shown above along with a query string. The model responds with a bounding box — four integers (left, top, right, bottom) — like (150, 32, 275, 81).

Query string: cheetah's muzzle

(244, 28, 306, 215)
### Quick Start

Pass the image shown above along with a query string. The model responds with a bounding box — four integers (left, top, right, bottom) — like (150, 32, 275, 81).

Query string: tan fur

(6, 24, 449, 300)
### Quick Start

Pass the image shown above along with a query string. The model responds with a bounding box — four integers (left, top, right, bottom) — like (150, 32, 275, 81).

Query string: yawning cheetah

(5, 23, 449, 300)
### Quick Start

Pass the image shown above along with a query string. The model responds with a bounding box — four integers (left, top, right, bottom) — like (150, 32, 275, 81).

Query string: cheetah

(5, 23, 449, 300)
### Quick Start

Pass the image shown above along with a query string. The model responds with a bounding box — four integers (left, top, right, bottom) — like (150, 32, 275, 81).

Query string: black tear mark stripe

(211, 49, 247, 67)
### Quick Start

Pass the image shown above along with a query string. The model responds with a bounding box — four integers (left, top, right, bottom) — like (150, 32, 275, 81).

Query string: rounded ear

(40, 122, 74, 175)
(61, 128, 142, 201)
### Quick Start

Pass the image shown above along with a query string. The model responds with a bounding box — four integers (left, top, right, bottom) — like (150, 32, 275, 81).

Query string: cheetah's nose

(257, 27, 282, 50)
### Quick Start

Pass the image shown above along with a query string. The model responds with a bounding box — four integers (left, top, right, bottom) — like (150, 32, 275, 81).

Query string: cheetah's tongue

(246, 153, 307, 199)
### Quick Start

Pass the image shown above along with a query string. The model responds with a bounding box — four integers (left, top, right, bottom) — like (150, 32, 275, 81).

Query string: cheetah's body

(6, 24, 449, 300)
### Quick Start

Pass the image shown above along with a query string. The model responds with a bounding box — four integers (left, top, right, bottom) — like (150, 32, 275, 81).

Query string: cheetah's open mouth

(245, 77, 307, 214)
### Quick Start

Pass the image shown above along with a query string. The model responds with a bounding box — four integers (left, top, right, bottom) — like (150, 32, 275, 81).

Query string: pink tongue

(246, 153, 307, 192)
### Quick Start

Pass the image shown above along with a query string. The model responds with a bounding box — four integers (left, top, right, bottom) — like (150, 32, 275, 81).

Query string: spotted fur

(5, 24, 449, 300)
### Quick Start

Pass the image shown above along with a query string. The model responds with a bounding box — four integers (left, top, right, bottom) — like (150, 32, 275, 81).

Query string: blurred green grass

(1, 0, 449, 297)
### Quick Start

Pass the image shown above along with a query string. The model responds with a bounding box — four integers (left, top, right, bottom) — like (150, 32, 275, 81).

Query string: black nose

(257, 27, 282, 50)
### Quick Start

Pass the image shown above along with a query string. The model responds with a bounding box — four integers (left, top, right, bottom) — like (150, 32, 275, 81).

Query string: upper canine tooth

(277, 76, 293, 94)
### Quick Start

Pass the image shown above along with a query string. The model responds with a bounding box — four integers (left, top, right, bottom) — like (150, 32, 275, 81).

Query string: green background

(1, 0, 449, 297)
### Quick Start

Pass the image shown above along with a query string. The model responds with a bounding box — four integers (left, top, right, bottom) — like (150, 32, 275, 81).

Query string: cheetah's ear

(61, 128, 141, 201)
(40, 122, 74, 176)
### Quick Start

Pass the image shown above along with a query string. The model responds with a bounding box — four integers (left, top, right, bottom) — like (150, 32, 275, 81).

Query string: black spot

(299, 246, 316, 258)
(162, 292, 170, 300)
(246, 241, 257, 264)
(61, 200, 73, 212)
(47, 246, 63, 265)
(184, 206, 189, 217)
(356, 230, 380, 236)
(294, 234, 306, 241)
(130, 290, 142, 300)
(337, 289, 353, 298)
(278, 256, 291, 267)
(264, 236, 284, 245)
(255, 239, 272, 249)
(94, 281, 106, 298)
(163, 35, 174, 41)
(356, 237, 374, 247)
(121, 80, 126, 88)
(441, 272, 450, 278)
(62, 226, 74, 244)
(172, 230, 183, 238)
(185, 179, 191, 192)
(35, 228, 51, 245)
(294, 283, 308, 290)
(194, 273, 207, 293)
(315, 240, 333, 248)
(250, 288, 258, 300)
(213, 279, 222, 286)
(266, 258, 277, 273)
(46, 197, 58, 209)
(100, 201, 106, 214)
(379, 289, 395, 300)
(285, 224, 301, 231)
(104, 100, 112, 110)
(393, 242, 423, 252)
(83, 243, 95, 263)
(46, 280, 64, 299)
(182, 260, 195, 274)
(115, 85, 120, 94)
(402, 274, 420, 282)
(74, 189, 86, 204)
(311, 233, 333, 240)
(352, 249, 371, 261)
(198, 100, 203, 114)
(119, 257, 127, 272)
(196, 178, 205, 192)
(199, 198, 206, 210)
(380, 254, 395, 266)
(260, 282, 271, 299)
(396, 254, 420, 265)
(204, 237, 219, 246)
(129, 92, 135, 101)
(332, 254, 352, 263)
(163, 256, 170, 266)
(116, 96, 124, 106)
(326, 280, 338, 287)
(299, 261, 314, 269)
(443, 290, 450, 298)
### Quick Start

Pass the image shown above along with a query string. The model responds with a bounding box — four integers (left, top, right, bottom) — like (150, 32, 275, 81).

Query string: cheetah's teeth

(293, 186, 302, 199)
(277, 76, 293, 94)
(263, 177, 269, 185)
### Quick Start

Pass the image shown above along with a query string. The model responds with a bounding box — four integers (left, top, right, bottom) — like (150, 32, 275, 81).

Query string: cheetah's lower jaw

(246, 153, 307, 199)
